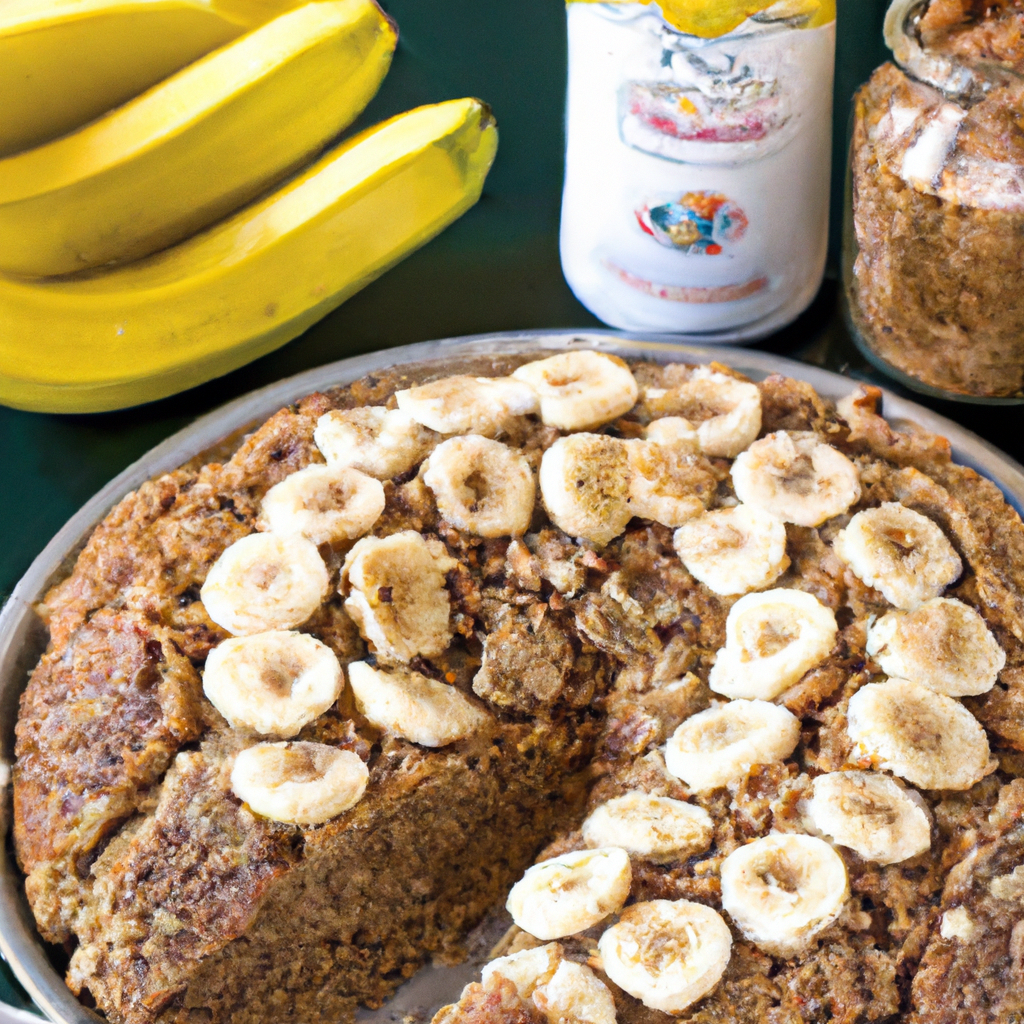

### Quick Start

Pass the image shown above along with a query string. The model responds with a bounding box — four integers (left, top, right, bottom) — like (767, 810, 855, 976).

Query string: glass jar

(560, 0, 836, 338)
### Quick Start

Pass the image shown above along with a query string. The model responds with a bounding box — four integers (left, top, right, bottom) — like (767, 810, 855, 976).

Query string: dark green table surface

(0, 0, 1020, 606)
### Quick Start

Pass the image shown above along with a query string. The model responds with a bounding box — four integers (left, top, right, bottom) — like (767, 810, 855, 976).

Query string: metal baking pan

(2, 330, 1023, 1024)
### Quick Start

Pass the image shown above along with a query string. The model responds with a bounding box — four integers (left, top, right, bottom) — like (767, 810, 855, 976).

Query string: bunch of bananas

(0, 0, 498, 412)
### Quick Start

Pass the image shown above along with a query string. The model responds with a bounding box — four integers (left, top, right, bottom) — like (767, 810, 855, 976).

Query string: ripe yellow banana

(0, 98, 498, 414)
(0, 0, 397, 277)
(0, 0, 307, 159)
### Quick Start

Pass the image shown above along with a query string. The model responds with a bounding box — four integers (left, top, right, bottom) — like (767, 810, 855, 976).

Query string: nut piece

(582, 791, 714, 863)
(483, 943, 564, 1000)
(314, 407, 440, 480)
(533, 962, 617, 1024)
(625, 440, 715, 529)
(395, 375, 539, 437)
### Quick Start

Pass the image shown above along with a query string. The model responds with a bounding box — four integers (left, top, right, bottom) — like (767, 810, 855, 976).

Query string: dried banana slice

(341, 531, 456, 663)
(665, 699, 801, 792)
(314, 407, 440, 480)
(806, 771, 931, 865)
(832, 504, 962, 610)
(483, 943, 564, 999)
(709, 589, 838, 701)
(201, 532, 329, 636)
(395, 375, 539, 437)
(720, 834, 849, 957)
(230, 741, 368, 825)
(203, 631, 343, 737)
(347, 661, 488, 747)
(512, 351, 639, 431)
(645, 416, 700, 454)
(846, 678, 996, 791)
(582, 791, 714, 863)
(539, 434, 631, 546)
(625, 440, 715, 529)
(533, 962, 617, 1024)
(598, 899, 732, 1014)
(506, 847, 632, 940)
(732, 431, 862, 527)
(866, 598, 1005, 697)
(422, 435, 535, 537)
(673, 505, 790, 596)
(258, 464, 385, 545)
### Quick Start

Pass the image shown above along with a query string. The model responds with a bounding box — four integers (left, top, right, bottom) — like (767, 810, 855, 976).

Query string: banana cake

(12, 350, 1024, 1024)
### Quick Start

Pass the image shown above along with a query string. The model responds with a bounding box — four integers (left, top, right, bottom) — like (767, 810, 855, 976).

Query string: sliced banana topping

(203, 631, 343, 737)
(422, 436, 535, 538)
(673, 505, 790, 596)
(230, 741, 368, 825)
(482, 943, 564, 1000)
(832, 504, 962, 610)
(846, 678, 995, 791)
(201, 532, 329, 636)
(341, 531, 456, 663)
(533, 962, 617, 1024)
(314, 406, 439, 480)
(709, 589, 838, 701)
(395, 375, 539, 438)
(582, 791, 714, 863)
(347, 661, 488, 747)
(598, 899, 733, 1014)
(644, 416, 700, 455)
(720, 834, 849, 957)
(806, 771, 931, 865)
(512, 351, 639, 431)
(731, 431, 862, 527)
(258, 464, 385, 545)
(866, 598, 1005, 697)
(506, 848, 632, 941)
(539, 434, 631, 547)
(664, 699, 801, 793)
(624, 441, 714, 529)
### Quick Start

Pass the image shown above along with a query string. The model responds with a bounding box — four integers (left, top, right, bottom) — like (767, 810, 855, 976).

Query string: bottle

(560, 0, 836, 338)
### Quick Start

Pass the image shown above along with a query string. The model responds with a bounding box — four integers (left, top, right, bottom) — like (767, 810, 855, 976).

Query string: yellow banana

(0, 0, 308, 159)
(0, 98, 498, 414)
(0, 0, 397, 277)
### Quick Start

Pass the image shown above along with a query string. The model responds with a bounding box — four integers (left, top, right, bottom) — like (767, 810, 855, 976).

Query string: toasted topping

(665, 700, 801, 792)
(314, 406, 440, 480)
(422, 435, 535, 538)
(846, 678, 995, 791)
(346, 661, 488, 747)
(533, 962, 617, 1024)
(866, 598, 1005, 697)
(598, 899, 732, 1014)
(673, 505, 790, 596)
(483, 943, 564, 1000)
(644, 416, 700, 454)
(807, 771, 932, 865)
(201, 533, 328, 636)
(624, 440, 715, 529)
(203, 631, 343, 737)
(341, 531, 456, 663)
(582, 791, 714, 863)
(395, 375, 539, 437)
(720, 834, 849, 957)
(833, 504, 962, 609)
(512, 351, 639, 431)
(709, 589, 838, 701)
(506, 848, 632, 940)
(940, 907, 977, 942)
(230, 741, 368, 825)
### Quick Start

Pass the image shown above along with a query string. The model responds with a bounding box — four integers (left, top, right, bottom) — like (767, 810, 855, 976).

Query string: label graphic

(636, 191, 748, 254)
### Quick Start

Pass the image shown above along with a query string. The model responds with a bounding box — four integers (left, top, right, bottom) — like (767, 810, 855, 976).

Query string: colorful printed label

(636, 191, 748, 254)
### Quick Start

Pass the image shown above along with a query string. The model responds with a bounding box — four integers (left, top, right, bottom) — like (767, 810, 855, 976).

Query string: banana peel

(0, 0, 397, 277)
(0, 98, 499, 414)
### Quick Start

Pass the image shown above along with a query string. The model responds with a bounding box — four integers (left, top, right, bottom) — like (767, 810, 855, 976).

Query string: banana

(533, 962, 617, 1024)
(203, 630, 343, 736)
(664, 699, 801, 792)
(624, 441, 715, 529)
(482, 944, 564, 999)
(0, 0, 397, 276)
(258, 464, 385, 545)
(846, 678, 996, 791)
(806, 771, 931, 865)
(731, 431, 862, 527)
(314, 407, 440, 480)
(395, 376, 539, 438)
(673, 505, 790, 597)
(347, 661, 488, 747)
(341, 531, 456, 663)
(581, 791, 714, 863)
(866, 598, 1005, 697)
(0, 98, 498, 414)
(506, 848, 632, 941)
(511, 352, 639, 431)
(230, 740, 368, 825)
(422, 436, 536, 538)
(645, 416, 700, 454)
(833, 504, 962, 610)
(539, 435, 632, 547)
(201, 532, 328, 636)
(719, 834, 849, 957)
(708, 589, 838, 701)
(597, 900, 732, 1014)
